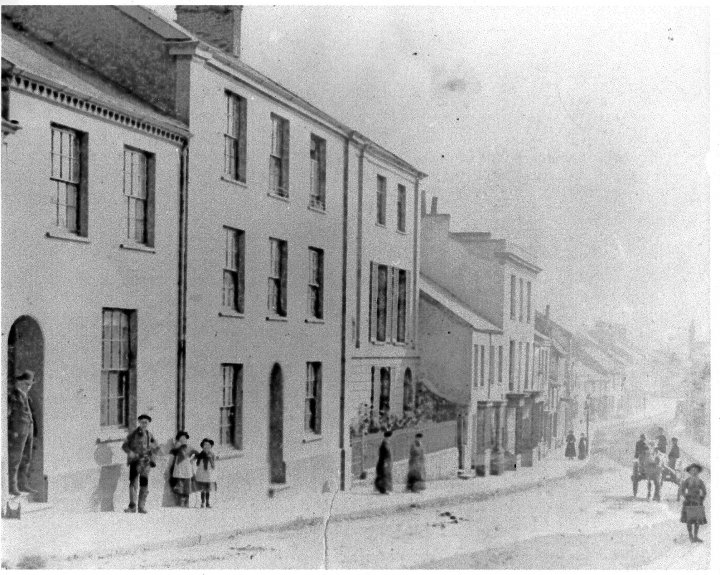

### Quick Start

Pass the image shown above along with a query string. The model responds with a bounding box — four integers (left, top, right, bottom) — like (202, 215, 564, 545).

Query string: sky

(150, 3, 711, 348)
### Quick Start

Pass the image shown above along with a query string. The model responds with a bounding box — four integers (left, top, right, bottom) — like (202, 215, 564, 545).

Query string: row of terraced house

(1, 5, 640, 512)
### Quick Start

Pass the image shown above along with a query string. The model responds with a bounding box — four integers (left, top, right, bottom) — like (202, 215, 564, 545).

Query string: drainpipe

(354, 143, 367, 348)
(339, 132, 352, 490)
(176, 141, 189, 432)
(412, 176, 420, 349)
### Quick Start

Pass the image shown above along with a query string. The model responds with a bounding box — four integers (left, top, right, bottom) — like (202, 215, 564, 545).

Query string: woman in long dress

(577, 433, 588, 460)
(406, 433, 427, 492)
(680, 463, 707, 543)
(565, 431, 577, 459)
(374, 431, 393, 494)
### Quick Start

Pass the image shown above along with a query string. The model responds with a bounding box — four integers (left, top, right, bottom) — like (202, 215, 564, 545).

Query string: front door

(7, 316, 45, 501)
(268, 363, 285, 484)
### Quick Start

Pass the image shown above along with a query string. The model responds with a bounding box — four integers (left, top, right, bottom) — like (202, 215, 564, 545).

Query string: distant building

(420, 196, 543, 471)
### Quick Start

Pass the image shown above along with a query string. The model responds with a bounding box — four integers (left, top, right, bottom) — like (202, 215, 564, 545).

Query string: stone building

(1, 19, 188, 508)
(420, 197, 543, 471)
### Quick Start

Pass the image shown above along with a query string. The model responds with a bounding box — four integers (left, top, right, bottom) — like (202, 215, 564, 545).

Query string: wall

(1, 86, 181, 507)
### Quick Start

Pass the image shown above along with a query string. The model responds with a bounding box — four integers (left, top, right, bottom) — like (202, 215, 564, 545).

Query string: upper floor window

(123, 147, 155, 246)
(269, 114, 289, 197)
(220, 364, 243, 449)
(309, 135, 326, 210)
(480, 345, 486, 386)
(307, 247, 324, 319)
(527, 281, 532, 324)
(509, 340, 516, 390)
(268, 238, 288, 317)
(222, 227, 245, 313)
(519, 278, 524, 322)
(379, 367, 391, 415)
(370, 262, 388, 342)
(396, 184, 406, 232)
(396, 269, 407, 343)
(376, 175, 387, 226)
(305, 362, 322, 435)
(489, 344, 495, 385)
(498, 345, 504, 383)
(101, 308, 136, 428)
(509, 275, 516, 319)
(473, 344, 479, 388)
(51, 125, 87, 235)
(224, 91, 247, 183)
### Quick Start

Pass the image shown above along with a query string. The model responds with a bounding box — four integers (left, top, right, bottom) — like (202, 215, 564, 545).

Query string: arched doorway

(268, 363, 285, 484)
(7, 316, 45, 501)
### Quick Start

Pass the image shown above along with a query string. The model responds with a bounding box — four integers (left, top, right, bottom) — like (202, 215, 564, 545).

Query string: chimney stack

(545, 304, 550, 319)
(430, 196, 438, 215)
(176, 5, 244, 58)
(421, 190, 427, 217)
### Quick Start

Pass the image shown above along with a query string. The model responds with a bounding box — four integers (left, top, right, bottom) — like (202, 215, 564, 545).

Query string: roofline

(119, 6, 426, 178)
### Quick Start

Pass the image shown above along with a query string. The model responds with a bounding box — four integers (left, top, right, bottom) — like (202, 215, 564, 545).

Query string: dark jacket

(122, 427, 158, 466)
(195, 450, 216, 471)
(634, 439, 649, 459)
(8, 389, 33, 427)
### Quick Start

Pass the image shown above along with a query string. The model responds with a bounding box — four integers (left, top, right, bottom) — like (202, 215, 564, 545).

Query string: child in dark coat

(195, 438, 217, 508)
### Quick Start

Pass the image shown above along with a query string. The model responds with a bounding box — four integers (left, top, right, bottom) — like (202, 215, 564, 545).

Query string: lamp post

(585, 395, 591, 453)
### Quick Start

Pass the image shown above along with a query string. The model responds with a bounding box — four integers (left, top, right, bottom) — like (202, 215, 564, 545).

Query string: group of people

(564, 431, 588, 460)
(374, 431, 427, 495)
(121, 415, 217, 513)
(634, 429, 707, 543)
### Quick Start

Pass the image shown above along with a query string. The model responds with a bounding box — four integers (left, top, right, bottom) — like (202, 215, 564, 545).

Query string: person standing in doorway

(122, 414, 158, 513)
(565, 431, 577, 460)
(7, 370, 36, 496)
(680, 463, 707, 543)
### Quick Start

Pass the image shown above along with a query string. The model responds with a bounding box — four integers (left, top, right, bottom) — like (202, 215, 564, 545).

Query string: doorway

(7, 316, 45, 501)
(268, 363, 285, 484)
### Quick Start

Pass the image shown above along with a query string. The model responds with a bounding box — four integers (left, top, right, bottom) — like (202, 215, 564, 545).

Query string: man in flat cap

(121, 414, 158, 513)
(7, 370, 36, 496)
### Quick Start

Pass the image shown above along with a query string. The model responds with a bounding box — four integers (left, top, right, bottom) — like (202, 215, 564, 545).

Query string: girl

(565, 431, 576, 460)
(680, 463, 707, 543)
(194, 438, 217, 508)
(169, 431, 198, 508)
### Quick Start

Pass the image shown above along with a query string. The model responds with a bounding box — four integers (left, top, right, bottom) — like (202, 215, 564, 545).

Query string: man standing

(668, 437, 681, 469)
(656, 428, 668, 454)
(634, 434, 649, 459)
(7, 370, 36, 496)
(121, 414, 158, 513)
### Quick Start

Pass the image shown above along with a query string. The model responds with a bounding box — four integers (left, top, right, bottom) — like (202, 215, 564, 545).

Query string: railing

(350, 420, 457, 477)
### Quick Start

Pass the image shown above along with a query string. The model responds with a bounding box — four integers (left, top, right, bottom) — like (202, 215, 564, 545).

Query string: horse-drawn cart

(631, 455, 684, 500)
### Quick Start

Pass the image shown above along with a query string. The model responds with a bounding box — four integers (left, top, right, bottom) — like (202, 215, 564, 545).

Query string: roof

(2, 24, 189, 136)
(419, 275, 502, 334)
(120, 6, 425, 178)
(575, 348, 609, 377)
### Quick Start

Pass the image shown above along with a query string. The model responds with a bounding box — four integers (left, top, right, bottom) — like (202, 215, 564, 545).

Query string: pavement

(1, 448, 576, 567)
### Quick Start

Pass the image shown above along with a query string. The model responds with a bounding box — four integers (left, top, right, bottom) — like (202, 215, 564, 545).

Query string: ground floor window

(100, 308, 136, 428)
(305, 362, 322, 435)
(379, 367, 391, 414)
(220, 364, 243, 449)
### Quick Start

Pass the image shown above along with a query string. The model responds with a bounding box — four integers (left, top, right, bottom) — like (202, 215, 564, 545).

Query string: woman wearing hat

(406, 433, 427, 493)
(680, 463, 707, 542)
(194, 438, 217, 508)
(374, 430, 393, 494)
(168, 431, 199, 507)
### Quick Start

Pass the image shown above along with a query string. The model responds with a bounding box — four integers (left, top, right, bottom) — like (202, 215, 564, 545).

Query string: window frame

(379, 367, 391, 415)
(269, 113, 290, 197)
(123, 146, 155, 247)
(220, 364, 243, 449)
(396, 183, 406, 232)
(268, 237, 288, 317)
(509, 275, 516, 320)
(224, 91, 248, 183)
(396, 268, 407, 343)
(376, 175, 387, 226)
(222, 227, 245, 313)
(50, 124, 88, 236)
(100, 308, 136, 429)
(309, 134, 326, 210)
(305, 362, 322, 435)
(307, 247, 324, 319)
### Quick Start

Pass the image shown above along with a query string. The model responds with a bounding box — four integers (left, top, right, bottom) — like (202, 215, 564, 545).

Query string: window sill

(221, 175, 248, 188)
(307, 203, 326, 214)
(219, 310, 245, 319)
(371, 340, 386, 346)
(266, 315, 288, 322)
(375, 222, 386, 229)
(302, 435, 323, 444)
(396, 229, 408, 235)
(120, 243, 156, 254)
(215, 449, 244, 461)
(305, 317, 325, 324)
(46, 230, 90, 244)
(267, 191, 290, 203)
(97, 427, 128, 444)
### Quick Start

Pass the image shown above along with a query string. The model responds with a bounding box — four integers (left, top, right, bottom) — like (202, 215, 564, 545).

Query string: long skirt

(172, 477, 192, 496)
(565, 442, 576, 458)
(375, 465, 393, 494)
(681, 503, 707, 525)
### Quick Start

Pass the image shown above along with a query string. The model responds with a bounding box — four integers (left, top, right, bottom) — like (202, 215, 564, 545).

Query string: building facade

(1, 20, 187, 508)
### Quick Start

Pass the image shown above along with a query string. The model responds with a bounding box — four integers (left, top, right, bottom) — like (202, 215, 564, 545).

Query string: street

(51, 420, 710, 569)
